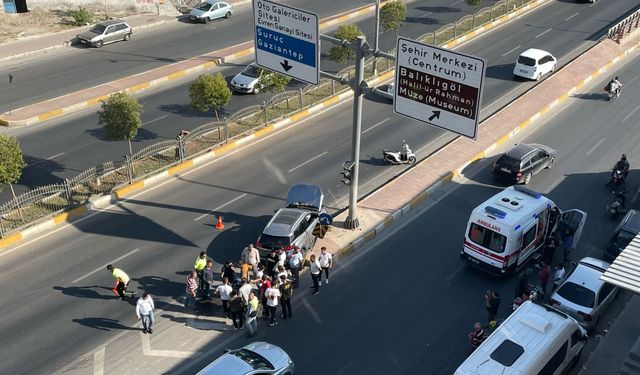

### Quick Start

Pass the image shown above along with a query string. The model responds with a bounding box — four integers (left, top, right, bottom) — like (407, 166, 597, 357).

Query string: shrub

(70, 7, 94, 26)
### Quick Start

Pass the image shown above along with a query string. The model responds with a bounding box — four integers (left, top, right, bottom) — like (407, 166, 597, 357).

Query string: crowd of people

(467, 229, 575, 351)
(105, 244, 333, 337)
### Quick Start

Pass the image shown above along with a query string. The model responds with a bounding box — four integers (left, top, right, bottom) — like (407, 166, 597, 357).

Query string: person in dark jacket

(228, 291, 244, 329)
(485, 290, 501, 323)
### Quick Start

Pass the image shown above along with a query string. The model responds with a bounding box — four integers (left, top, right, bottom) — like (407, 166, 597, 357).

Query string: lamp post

(8, 74, 13, 117)
(372, 0, 381, 75)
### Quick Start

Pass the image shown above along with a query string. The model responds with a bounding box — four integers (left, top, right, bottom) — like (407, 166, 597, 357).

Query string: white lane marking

(627, 75, 639, 85)
(450, 0, 463, 5)
(194, 193, 247, 221)
(288, 151, 329, 173)
(445, 265, 464, 284)
(362, 117, 390, 134)
(72, 248, 140, 284)
(0, 100, 351, 257)
(564, 12, 579, 21)
(141, 331, 202, 358)
(47, 152, 65, 160)
(502, 45, 521, 57)
(535, 28, 552, 38)
(623, 105, 640, 123)
(586, 138, 605, 156)
(419, 11, 433, 18)
(143, 115, 168, 126)
(93, 347, 105, 375)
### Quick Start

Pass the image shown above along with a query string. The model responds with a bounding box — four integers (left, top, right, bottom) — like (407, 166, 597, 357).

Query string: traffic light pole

(319, 34, 394, 230)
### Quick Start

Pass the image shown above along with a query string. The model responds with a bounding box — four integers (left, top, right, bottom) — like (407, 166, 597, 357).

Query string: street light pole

(8, 74, 13, 117)
(344, 35, 367, 230)
(372, 0, 381, 75)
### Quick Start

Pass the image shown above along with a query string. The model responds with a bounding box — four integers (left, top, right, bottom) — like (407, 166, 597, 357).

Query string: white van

(455, 301, 587, 375)
(461, 186, 586, 275)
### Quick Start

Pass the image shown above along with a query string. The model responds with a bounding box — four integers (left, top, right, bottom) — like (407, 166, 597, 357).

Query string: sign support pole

(344, 36, 367, 230)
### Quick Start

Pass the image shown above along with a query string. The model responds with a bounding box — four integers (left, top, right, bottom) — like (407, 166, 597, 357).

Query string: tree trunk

(9, 183, 24, 223)
(127, 139, 133, 156)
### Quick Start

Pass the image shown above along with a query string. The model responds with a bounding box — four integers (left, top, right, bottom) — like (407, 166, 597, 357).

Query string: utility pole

(372, 0, 381, 75)
(8, 74, 13, 117)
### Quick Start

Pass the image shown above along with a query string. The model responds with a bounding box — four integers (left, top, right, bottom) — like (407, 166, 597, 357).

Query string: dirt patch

(0, 6, 147, 44)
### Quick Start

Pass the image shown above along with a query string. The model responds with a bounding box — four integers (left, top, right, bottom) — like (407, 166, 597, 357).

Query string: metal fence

(0, 0, 540, 238)
(607, 7, 640, 43)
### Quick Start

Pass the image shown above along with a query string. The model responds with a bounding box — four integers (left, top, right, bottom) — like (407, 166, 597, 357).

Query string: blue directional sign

(253, 0, 319, 85)
(319, 213, 333, 226)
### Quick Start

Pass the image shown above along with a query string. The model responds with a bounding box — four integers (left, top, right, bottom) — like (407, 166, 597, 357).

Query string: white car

(189, 0, 233, 24)
(230, 63, 268, 94)
(197, 342, 294, 375)
(513, 48, 557, 81)
(549, 257, 619, 331)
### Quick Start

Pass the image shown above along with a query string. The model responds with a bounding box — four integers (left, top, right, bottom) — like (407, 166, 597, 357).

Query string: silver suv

(76, 20, 132, 48)
(256, 184, 324, 257)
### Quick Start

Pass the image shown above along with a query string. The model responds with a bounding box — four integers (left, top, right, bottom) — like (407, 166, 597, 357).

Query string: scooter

(383, 141, 416, 165)
(608, 87, 622, 101)
(609, 169, 626, 192)
(607, 192, 627, 218)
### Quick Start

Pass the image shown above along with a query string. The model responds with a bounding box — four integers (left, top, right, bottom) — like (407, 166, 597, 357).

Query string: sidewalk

(48, 28, 640, 375)
(579, 295, 640, 375)
(0, 13, 177, 63)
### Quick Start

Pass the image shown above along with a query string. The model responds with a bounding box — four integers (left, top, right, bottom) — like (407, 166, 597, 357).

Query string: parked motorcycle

(607, 192, 627, 218)
(383, 142, 416, 165)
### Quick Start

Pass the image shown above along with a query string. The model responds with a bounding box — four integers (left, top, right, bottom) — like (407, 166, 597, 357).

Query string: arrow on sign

(428, 111, 441, 121)
(280, 60, 293, 72)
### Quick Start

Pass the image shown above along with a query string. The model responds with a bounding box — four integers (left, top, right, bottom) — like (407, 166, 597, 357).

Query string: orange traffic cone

(215, 215, 225, 230)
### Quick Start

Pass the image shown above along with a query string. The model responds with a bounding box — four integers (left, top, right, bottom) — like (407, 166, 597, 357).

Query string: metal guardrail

(607, 7, 640, 43)
(0, 0, 546, 238)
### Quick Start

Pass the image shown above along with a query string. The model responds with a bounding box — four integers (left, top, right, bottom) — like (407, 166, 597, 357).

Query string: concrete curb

(0, 2, 380, 127)
(0, 70, 392, 250)
(323, 39, 640, 263)
(0, 17, 170, 63)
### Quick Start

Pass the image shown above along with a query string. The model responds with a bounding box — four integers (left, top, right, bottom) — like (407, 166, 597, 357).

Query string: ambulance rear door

(559, 209, 587, 248)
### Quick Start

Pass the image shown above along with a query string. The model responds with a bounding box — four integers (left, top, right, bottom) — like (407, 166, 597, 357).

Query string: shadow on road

(133, 275, 185, 298)
(572, 92, 609, 101)
(53, 285, 116, 300)
(72, 317, 137, 331)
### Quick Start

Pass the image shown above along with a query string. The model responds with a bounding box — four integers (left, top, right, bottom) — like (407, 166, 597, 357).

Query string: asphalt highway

(0, 0, 371, 113)
(1, 35, 640, 373)
(4, 0, 638, 205)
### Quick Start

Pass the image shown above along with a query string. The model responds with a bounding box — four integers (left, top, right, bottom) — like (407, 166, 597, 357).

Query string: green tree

(380, 0, 407, 38)
(257, 68, 291, 93)
(97, 92, 143, 155)
(189, 73, 232, 121)
(466, 0, 482, 27)
(0, 134, 27, 222)
(329, 24, 364, 65)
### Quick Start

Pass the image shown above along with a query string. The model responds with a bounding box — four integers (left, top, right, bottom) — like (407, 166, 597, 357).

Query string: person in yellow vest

(107, 264, 136, 301)
(194, 251, 208, 296)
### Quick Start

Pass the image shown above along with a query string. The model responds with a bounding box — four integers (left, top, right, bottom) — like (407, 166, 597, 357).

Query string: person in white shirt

(135, 293, 155, 334)
(216, 277, 233, 319)
(288, 246, 304, 287)
(318, 246, 333, 285)
(247, 244, 260, 274)
(552, 263, 567, 290)
(309, 254, 321, 295)
(266, 285, 281, 326)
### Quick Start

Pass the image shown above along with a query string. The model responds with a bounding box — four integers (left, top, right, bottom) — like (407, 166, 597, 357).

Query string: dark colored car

(493, 143, 556, 184)
(605, 209, 640, 261)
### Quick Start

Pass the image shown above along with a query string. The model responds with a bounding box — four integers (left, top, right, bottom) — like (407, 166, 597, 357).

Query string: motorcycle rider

(607, 76, 622, 97)
(608, 154, 630, 184)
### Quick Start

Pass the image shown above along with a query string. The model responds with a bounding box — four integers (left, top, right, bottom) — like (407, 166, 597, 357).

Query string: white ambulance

(461, 186, 586, 275)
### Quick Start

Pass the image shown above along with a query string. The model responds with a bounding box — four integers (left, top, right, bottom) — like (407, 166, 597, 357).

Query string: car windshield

(468, 223, 507, 253)
(614, 230, 636, 248)
(517, 56, 536, 67)
(230, 349, 274, 370)
(90, 24, 106, 34)
(557, 281, 595, 308)
(497, 155, 521, 170)
(241, 64, 260, 78)
(196, 2, 212, 10)
(258, 234, 291, 250)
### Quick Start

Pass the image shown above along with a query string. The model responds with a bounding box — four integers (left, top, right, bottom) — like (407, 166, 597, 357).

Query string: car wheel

(95, 40, 104, 48)
(253, 86, 260, 94)
(123, 33, 131, 41)
(546, 157, 555, 169)
(408, 156, 417, 165)
(551, 64, 556, 73)
(523, 172, 533, 185)
(225, 11, 231, 18)
(535, 73, 542, 81)
(203, 17, 209, 24)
